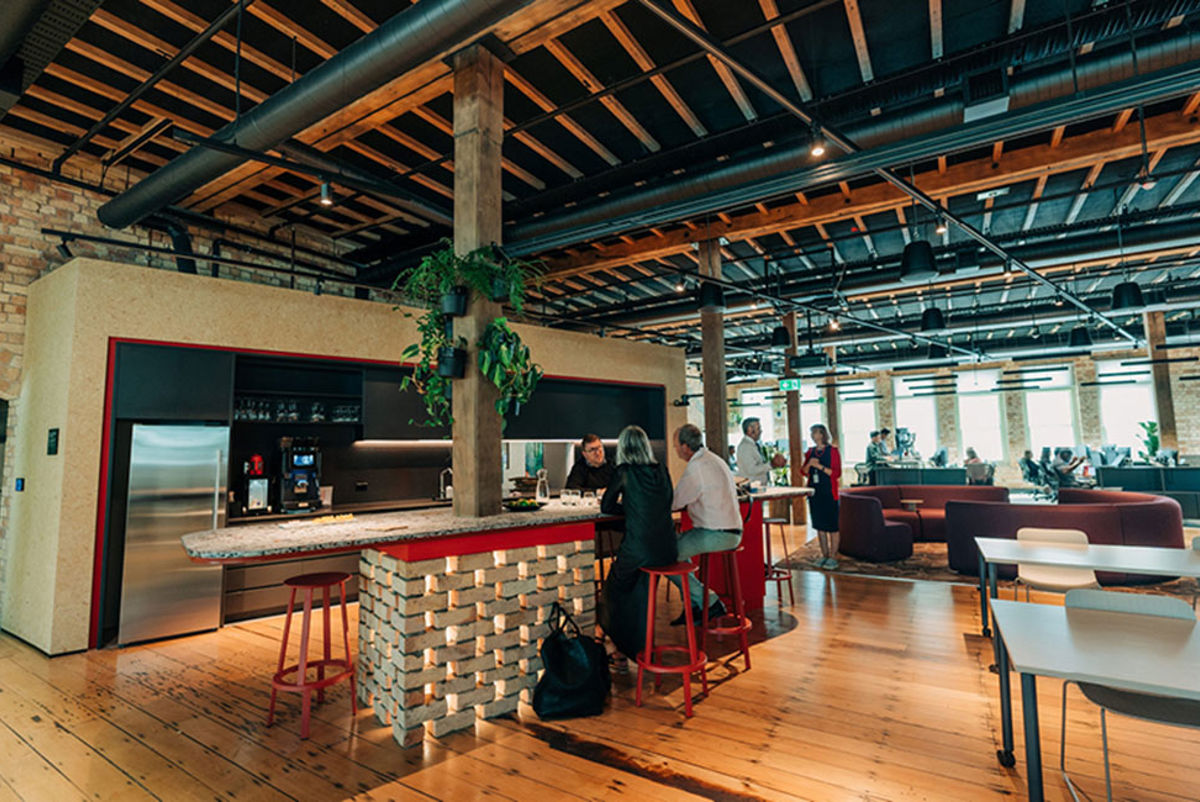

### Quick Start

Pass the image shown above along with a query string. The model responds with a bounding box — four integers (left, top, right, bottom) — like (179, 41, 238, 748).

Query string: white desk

(990, 600, 1200, 801)
(974, 538, 1200, 637)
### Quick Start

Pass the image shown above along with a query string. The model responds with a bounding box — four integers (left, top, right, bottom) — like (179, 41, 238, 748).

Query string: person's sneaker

(822, 557, 839, 570)
(706, 599, 727, 621)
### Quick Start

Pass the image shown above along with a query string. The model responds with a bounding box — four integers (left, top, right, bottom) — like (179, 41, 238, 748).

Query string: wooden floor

(2, 529, 1198, 801)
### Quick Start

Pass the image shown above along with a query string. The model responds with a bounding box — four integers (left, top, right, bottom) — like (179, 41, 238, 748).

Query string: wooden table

(990, 600, 1200, 800)
(974, 537, 1200, 638)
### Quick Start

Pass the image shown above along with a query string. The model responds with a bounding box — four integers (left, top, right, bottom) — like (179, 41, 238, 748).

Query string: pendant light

(771, 323, 792, 348)
(920, 306, 946, 332)
(1068, 325, 1093, 349)
(1109, 215, 1144, 310)
(898, 165, 937, 284)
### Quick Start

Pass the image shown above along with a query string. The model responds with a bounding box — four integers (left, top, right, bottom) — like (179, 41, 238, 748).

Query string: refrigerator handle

(212, 449, 223, 530)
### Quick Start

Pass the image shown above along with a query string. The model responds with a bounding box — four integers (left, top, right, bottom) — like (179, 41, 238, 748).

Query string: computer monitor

(1040, 446, 1051, 463)
(1114, 447, 1132, 467)
(1157, 448, 1179, 467)
(930, 447, 948, 468)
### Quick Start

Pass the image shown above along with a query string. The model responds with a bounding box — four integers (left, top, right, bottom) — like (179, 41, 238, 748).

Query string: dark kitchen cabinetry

(362, 366, 449, 440)
(113, 342, 234, 422)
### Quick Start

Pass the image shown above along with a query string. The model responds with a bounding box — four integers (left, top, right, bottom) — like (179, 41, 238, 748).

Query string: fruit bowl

(503, 499, 546, 512)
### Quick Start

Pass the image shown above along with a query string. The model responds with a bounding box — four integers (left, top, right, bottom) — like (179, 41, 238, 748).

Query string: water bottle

(535, 468, 550, 504)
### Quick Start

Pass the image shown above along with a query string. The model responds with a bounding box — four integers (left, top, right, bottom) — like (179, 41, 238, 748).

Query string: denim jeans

(668, 527, 742, 608)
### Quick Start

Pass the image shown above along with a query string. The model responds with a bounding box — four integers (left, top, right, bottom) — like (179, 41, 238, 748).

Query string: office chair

(1013, 528, 1099, 601)
(1060, 589, 1200, 802)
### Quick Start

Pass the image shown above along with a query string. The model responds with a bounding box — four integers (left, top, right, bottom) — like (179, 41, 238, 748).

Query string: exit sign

(779, 378, 802, 392)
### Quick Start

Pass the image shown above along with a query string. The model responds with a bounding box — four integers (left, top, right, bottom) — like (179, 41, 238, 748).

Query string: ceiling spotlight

(319, 182, 334, 206)
(1137, 166, 1157, 190)
(934, 217, 949, 236)
(829, 318, 840, 331)
(809, 123, 826, 157)
(751, 297, 759, 310)
(1054, 294, 1065, 306)
(675, 279, 685, 293)
(56, 242, 73, 260)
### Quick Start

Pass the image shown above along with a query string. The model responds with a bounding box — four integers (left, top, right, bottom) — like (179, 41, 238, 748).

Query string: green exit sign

(779, 378, 802, 392)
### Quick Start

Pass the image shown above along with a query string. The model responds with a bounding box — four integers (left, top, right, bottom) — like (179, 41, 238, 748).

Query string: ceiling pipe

(505, 31, 1200, 255)
(622, 0, 1142, 346)
(0, 0, 53, 110)
(97, 0, 527, 230)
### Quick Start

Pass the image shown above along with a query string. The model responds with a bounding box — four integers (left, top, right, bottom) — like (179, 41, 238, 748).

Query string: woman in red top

(803, 423, 842, 569)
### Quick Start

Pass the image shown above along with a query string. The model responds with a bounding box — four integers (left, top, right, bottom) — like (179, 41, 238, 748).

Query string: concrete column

(822, 347, 840, 446)
(698, 239, 728, 461)
(451, 44, 504, 517)
(1144, 310, 1179, 450)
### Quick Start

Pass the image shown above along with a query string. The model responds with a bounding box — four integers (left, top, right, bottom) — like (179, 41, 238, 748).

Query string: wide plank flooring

(1, 529, 1197, 801)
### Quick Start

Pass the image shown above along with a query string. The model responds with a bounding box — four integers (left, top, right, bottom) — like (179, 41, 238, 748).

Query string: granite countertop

(182, 501, 615, 562)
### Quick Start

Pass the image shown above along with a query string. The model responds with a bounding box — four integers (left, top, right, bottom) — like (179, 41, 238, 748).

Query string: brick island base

(356, 521, 598, 746)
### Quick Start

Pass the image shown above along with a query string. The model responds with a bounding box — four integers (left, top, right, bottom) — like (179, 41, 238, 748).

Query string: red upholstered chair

(838, 492, 913, 562)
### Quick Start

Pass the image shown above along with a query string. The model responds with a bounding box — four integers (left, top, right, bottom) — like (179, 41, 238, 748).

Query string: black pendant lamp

(899, 240, 938, 284)
(1111, 280, 1144, 310)
(771, 325, 792, 348)
(920, 306, 946, 332)
(927, 343, 948, 359)
(1068, 325, 1093, 349)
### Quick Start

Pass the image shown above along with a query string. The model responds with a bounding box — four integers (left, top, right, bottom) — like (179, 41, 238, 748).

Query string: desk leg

(1021, 672, 1044, 801)
(988, 563, 1000, 673)
(978, 554, 990, 637)
(995, 629, 1015, 768)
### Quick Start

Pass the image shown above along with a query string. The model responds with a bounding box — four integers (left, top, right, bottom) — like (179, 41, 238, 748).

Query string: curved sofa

(839, 485, 1010, 562)
(945, 488, 1185, 585)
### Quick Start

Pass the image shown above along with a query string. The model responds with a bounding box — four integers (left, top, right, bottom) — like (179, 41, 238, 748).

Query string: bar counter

(185, 501, 612, 746)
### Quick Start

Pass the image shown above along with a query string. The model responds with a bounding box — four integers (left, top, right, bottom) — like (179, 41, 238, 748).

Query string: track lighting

(675, 279, 685, 293)
(934, 217, 948, 236)
(829, 317, 840, 331)
(56, 242, 73, 260)
(319, 182, 334, 206)
(809, 123, 826, 157)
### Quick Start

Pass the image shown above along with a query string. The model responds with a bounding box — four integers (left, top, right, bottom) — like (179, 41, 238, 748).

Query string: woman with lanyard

(803, 423, 842, 569)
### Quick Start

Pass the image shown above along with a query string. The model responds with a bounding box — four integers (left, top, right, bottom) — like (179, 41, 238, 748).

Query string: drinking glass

(582, 490, 597, 508)
(563, 489, 579, 506)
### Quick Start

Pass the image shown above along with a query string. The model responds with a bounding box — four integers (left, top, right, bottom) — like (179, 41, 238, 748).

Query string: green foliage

(478, 317, 543, 418)
(1137, 420, 1160, 463)
(392, 241, 544, 430)
(397, 307, 463, 430)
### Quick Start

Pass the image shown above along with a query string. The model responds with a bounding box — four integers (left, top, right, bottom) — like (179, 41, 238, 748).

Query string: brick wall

(357, 539, 596, 746)
(0, 137, 359, 622)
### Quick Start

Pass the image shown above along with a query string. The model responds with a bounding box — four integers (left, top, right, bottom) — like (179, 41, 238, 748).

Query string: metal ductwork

(152, 218, 198, 274)
(97, 0, 528, 230)
(1, 0, 92, 115)
(506, 29, 1200, 255)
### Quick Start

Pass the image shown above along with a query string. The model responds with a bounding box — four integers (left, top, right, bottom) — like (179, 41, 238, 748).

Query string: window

(1026, 388, 1077, 457)
(836, 380, 877, 465)
(957, 370, 1004, 462)
(1095, 360, 1156, 452)
(893, 374, 943, 457)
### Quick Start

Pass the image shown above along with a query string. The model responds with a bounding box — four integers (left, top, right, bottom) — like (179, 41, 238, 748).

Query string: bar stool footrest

(272, 659, 354, 692)
(705, 614, 753, 637)
(637, 645, 708, 675)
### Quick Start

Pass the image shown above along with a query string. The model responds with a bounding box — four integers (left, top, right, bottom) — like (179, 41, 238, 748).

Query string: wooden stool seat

(698, 546, 753, 671)
(636, 563, 708, 717)
(267, 571, 357, 739)
(763, 517, 796, 607)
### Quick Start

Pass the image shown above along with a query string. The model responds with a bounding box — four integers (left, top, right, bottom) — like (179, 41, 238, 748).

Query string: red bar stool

(636, 563, 708, 717)
(267, 571, 357, 739)
(763, 516, 796, 606)
(698, 545, 753, 671)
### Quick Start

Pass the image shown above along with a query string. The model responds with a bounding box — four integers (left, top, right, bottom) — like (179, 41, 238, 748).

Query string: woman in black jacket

(599, 425, 677, 659)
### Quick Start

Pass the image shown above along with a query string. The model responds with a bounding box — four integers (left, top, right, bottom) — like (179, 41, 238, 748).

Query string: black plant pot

(440, 286, 468, 317)
(488, 277, 510, 303)
(437, 346, 466, 379)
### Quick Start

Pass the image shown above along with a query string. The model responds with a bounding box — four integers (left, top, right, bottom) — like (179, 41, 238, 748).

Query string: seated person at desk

(735, 417, 786, 485)
(599, 425, 677, 659)
(565, 433, 614, 491)
(1052, 448, 1089, 487)
(964, 447, 982, 465)
(669, 424, 736, 624)
(865, 430, 895, 467)
(1019, 449, 1040, 483)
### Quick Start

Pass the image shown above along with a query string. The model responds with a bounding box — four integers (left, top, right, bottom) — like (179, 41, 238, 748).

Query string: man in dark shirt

(565, 433, 614, 490)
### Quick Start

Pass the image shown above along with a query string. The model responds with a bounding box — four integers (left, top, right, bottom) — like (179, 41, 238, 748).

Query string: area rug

(782, 538, 1200, 602)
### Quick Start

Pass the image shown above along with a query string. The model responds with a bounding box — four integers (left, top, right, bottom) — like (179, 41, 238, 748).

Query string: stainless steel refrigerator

(118, 424, 228, 645)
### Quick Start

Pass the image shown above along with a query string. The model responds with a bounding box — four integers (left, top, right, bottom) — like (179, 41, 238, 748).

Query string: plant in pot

(1137, 420, 1160, 463)
(478, 317, 543, 418)
(458, 244, 544, 313)
(391, 240, 470, 317)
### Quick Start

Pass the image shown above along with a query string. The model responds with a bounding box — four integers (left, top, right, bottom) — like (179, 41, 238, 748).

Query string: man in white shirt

(669, 424, 741, 623)
(734, 417, 785, 485)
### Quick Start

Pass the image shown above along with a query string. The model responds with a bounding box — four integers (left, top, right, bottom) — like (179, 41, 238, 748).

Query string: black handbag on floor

(532, 602, 610, 720)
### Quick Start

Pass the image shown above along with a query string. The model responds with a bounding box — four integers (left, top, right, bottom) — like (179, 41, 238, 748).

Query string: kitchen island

(185, 502, 614, 746)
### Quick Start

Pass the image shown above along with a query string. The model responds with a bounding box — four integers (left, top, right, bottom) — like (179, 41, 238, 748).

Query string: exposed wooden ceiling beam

(671, 0, 757, 121)
(1007, 0, 1026, 34)
(540, 110, 1200, 277)
(543, 39, 660, 152)
(600, 10, 708, 137)
(1112, 107, 1134, 133)
(319, 0, 377, 34)
(758, 0, 813, 101)
(142, 0, 297, 83)
(505, 68, 620, 165)
(1021, 173, 1047, 231)
(244, 1, 338, 59)
(842, 0, 874, 83)
(1062, 162, 1104, 226)
(928, 0, 943, 60)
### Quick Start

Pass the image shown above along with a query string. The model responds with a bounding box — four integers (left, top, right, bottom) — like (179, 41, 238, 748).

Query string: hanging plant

(1137, 420, 1159, 463)
(393, 240, 544, 428)
(478, 317, 543, 417)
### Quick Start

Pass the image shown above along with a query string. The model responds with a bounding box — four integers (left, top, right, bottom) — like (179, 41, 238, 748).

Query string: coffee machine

(278, 436, 322, 513)
(240, 452, 270, 515)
